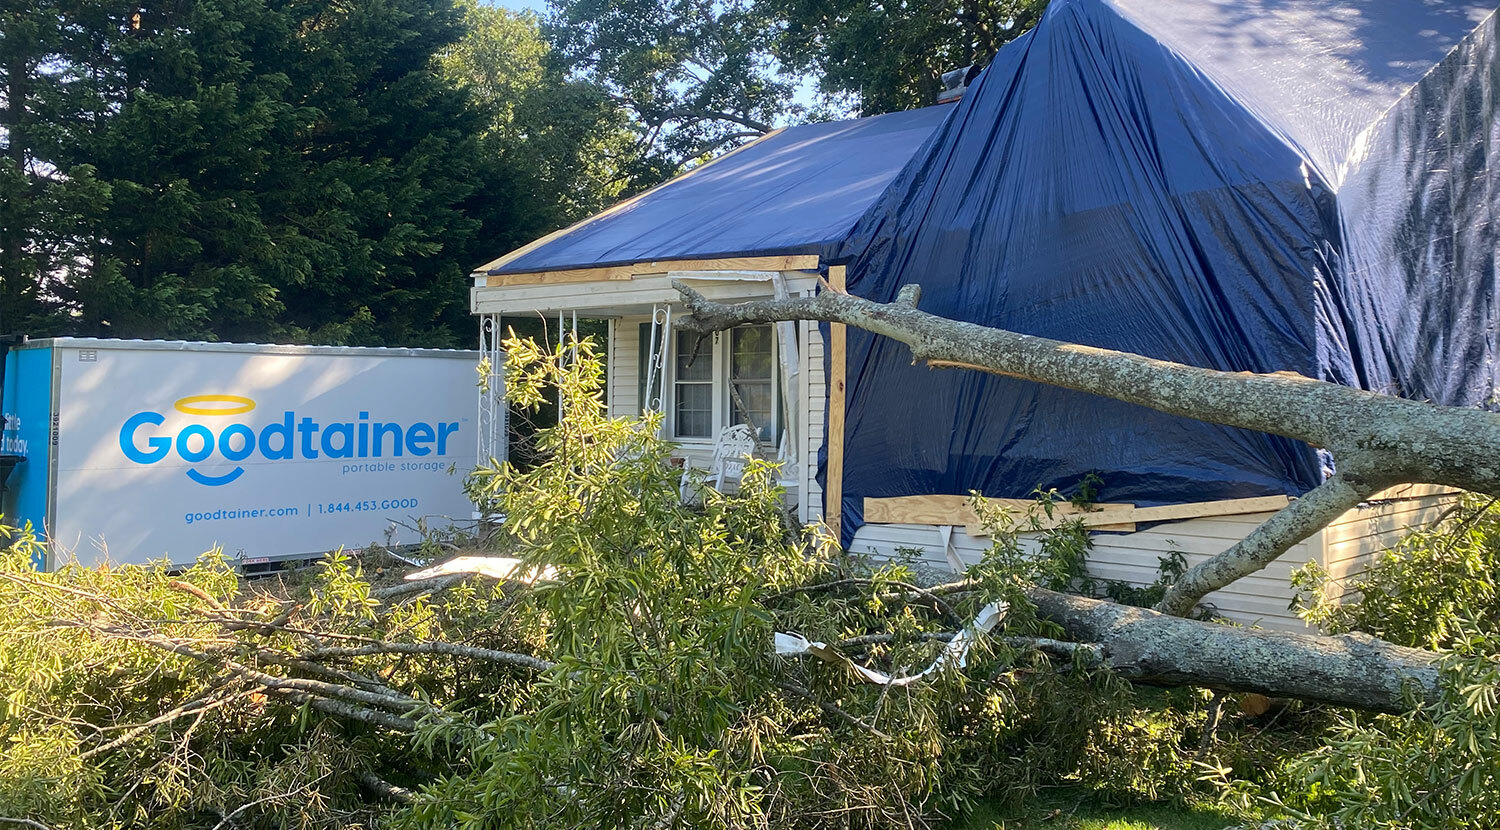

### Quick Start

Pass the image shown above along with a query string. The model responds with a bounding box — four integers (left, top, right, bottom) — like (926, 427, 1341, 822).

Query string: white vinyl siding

(801, 317, 825, 524)
(846, 487, 1459, 633)
(610, 316, 645, 419)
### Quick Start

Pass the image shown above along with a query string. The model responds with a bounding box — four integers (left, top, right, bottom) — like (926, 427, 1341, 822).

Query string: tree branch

(1025, 586, 1440, 712)
(681, 130, 763, 160)
(358, 771, 417, 804)
(300, 640, 554, 672)
(673, 282, 1500, 492)
(1155, 471, 1379, 616)
(265, 688, 420, 732)
(53, 621, 438, 718)
(675, 281, 1500, 609)
(776, 681, 892, 740)
(657, 107, 772, 134)
(0, 818, 56, 830)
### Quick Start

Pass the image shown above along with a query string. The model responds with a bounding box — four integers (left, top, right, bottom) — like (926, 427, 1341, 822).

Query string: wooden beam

(964, 494, 1293, 537)
(479, 255, 820, 288)
(483, 266, 635, 286)
(826, 265, 847, 544)
(470, 129, 786, 276)
(864, 495, 1136, 532)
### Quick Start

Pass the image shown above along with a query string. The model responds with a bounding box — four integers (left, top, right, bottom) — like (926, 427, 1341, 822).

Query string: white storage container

(0, 338, 482, 569)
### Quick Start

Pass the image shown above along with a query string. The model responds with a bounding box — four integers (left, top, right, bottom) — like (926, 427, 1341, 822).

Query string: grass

(948, 789, 1244, 830)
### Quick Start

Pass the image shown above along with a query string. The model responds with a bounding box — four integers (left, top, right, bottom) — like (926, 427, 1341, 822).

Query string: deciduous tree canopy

(544, 0, 1047, 170)
(3, 0, 1047, 344)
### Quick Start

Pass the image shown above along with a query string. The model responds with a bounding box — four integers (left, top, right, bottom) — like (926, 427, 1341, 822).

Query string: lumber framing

(479, 255, 820, 288)
(860, 493, 1294, 537)
(826, 265, 847, 543)
(962, 495, 1292, 537)
(864, 495, 1137, 532)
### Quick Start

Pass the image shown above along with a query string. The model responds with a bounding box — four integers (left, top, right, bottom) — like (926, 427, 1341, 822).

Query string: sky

(494, 0, 548, 14)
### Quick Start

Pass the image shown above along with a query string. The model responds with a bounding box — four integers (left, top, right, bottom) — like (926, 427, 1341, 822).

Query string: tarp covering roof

(826, 0, 1500, 544)
(487, 106, 951, 275)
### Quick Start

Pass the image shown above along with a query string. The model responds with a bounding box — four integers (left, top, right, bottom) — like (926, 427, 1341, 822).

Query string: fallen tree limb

(52, 620, 440, 719)
(1024, 587, 1440, 712)
(822, 585, 1437, 711)
(776, 681, 892, 740)
(79, 686, 251, 760)
(357, 771, 417, 804)
(1155, 471, 1375, 616)
(301, 640, 555, 672)
(264, 688, 420, 732)
(674, 281, 1500, 615)
(836, 630, 1102, 663)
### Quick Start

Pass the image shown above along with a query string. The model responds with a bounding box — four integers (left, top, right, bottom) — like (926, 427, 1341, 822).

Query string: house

(471, 0, 1500, 630)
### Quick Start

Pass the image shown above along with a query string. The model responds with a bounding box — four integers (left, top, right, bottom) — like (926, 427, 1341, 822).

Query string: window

(673, 330, 714, 438)
(728, 326, 776, 442)
(645, 324, 783, 443)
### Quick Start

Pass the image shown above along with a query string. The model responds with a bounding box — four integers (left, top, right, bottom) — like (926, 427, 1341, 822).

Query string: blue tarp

(826, 0, 1500, 545)
(489, 106, 951, 275)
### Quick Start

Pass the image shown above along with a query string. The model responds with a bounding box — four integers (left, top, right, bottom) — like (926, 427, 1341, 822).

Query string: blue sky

(493, 0, 548, 13)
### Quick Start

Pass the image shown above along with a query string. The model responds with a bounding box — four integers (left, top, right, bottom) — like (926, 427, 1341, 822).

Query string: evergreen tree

(0, 0, 112, 335)
(53, 0, 487, 345)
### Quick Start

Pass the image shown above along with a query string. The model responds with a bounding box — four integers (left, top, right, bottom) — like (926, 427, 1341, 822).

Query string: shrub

(0, 335, 1295, 828)
(1272, 497, 1500, 828)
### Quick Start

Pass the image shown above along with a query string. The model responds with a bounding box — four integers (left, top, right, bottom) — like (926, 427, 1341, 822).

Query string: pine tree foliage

(1, 0, 642, 346)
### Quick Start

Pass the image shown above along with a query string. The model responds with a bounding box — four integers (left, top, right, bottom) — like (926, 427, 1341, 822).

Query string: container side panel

(52, 346, 479, 566)
(3, 347, 53, 568)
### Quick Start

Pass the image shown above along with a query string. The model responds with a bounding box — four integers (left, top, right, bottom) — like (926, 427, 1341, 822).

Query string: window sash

(672, 330, 714, 438)
(727, 325, 777, 441)
(650, 324, 783, 442)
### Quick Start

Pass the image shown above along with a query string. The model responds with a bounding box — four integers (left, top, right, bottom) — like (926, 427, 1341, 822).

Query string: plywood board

(480, 255, 820, 287)
(964, 494, 1292, 536)
(826, 265, 847, 543)
(864, 494, 1136, 532)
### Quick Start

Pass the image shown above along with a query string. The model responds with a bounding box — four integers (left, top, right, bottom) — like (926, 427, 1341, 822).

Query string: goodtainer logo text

(119, 395, 461, 486)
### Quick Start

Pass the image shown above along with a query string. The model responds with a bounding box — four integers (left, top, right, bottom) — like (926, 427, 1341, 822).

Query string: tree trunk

(420, 558, 1446, 713)
(673, 281, 1500, 616)
(1027, 586, 1440, 713)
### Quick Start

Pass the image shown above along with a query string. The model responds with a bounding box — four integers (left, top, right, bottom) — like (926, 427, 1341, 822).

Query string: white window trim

(667, 326, 781, 443)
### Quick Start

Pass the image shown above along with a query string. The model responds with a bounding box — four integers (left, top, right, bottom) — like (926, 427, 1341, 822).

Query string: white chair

(682, 424, 760, 499)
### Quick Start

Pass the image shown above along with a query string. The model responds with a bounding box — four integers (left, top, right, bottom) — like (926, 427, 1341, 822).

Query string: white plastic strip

(771, 272, 800, 468)
(775, 601, 1008, 686)
(405, 555, 556, 584)
(938, 525, 965, 572)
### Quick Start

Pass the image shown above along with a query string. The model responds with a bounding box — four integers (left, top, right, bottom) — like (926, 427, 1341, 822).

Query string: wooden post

(826, 265, 847, 545)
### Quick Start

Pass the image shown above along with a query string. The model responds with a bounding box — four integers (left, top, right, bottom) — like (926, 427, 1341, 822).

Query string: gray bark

(1156, 471, 1378, 616)
(674, 281, 1500, 616)
(1027, 587, 1440, 713)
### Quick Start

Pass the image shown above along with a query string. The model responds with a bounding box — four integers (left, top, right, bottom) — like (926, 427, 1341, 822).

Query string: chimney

(938, 65, 982, 104)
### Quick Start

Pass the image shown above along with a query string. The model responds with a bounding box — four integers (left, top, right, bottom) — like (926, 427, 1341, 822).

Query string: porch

(470, 257, 830, 521)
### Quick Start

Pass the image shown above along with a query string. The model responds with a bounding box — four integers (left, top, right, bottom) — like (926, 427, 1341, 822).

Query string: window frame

(670, 328, 717, 440)
(664, 325, 782, 444)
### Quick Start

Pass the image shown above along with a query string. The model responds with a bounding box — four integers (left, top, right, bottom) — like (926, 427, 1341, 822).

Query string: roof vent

(938, 65, 982, 104)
